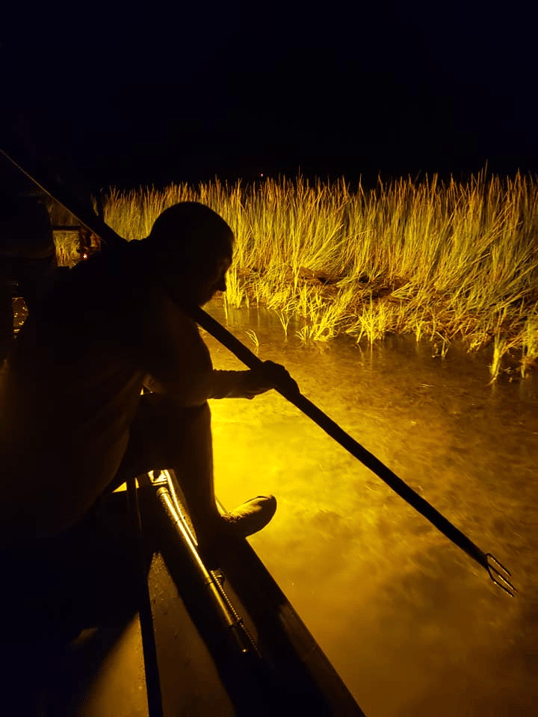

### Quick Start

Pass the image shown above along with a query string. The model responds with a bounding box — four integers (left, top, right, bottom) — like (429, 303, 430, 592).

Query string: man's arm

(140, 290, 298, 404)
(138, 291, 258, 404)
(211, 362, 299, 399)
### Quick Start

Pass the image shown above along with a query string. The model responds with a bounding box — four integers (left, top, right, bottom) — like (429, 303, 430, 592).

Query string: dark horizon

(2, 5, 537, 192)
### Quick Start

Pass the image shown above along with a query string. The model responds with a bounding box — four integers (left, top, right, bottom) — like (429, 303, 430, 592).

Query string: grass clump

(74, 171, 537, 381)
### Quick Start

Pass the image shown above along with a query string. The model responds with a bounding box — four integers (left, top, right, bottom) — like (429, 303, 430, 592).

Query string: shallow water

(11, 295, 537, 713)
(206, 302, 538, 717)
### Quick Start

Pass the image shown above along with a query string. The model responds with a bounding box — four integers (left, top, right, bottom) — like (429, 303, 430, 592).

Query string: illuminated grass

(53, 232, 89, 265)
(71, 171, 537, 381)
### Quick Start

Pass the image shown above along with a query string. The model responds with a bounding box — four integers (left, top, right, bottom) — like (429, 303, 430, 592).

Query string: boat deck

(30, 473, 365, 715)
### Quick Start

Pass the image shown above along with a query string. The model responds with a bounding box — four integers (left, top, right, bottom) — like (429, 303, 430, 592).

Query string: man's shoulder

(67, 245, 146, 301)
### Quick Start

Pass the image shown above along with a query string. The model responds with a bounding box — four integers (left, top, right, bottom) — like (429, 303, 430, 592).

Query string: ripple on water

(207, 301, 538, 717)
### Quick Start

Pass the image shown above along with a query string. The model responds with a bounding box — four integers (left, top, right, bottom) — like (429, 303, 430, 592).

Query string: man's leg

(114, 396, 220, 533)
(114, 394, 276, 552)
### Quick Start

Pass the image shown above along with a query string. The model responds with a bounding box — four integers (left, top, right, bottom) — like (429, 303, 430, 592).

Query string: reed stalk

(55, 172, 538, 381)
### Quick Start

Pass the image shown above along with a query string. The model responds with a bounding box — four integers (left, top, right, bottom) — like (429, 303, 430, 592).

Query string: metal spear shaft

(0, 146, 515, 596)
(188, 305, 516, 597)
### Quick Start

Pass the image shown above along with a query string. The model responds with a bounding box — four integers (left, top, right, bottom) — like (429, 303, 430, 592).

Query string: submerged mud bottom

(205, 301, 538, 717)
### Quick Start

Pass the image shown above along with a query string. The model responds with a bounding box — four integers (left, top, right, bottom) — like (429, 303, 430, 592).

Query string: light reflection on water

(206, 302, 538, 717)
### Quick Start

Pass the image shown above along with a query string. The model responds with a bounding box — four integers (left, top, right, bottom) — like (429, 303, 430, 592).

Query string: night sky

(2, 4, 537, 190)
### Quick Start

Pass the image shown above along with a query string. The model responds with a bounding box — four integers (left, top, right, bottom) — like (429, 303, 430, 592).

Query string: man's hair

(146, 202, 233, 263)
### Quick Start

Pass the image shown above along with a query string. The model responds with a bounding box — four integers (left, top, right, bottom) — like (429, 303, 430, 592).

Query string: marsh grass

(54, 232, 85, 265)
(54, 231, 101, 266)
(67, 171, 537, 380)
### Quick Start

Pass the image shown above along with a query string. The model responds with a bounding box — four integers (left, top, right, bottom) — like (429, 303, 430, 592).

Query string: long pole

(187, 309, 515, 596)
(0, 146, 515, 595)
(188, 308, 491, 563)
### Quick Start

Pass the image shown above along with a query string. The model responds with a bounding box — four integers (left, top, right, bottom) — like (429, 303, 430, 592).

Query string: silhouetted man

(0, 201, 297, 712)
(1, 201, 295, 551)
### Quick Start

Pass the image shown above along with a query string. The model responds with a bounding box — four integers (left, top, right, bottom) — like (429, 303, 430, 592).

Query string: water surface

(206, 302, 538, 717)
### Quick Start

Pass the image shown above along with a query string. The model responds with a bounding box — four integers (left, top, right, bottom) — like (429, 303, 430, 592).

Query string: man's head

(141, 202, 234, 306)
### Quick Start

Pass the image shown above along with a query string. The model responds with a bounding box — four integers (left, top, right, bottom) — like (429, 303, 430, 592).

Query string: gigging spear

(1, 147, 516, 597)
(187, 305, 516, 597)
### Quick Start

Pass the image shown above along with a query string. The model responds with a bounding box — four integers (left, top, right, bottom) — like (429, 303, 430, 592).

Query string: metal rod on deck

(150, 471, 262, 658)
